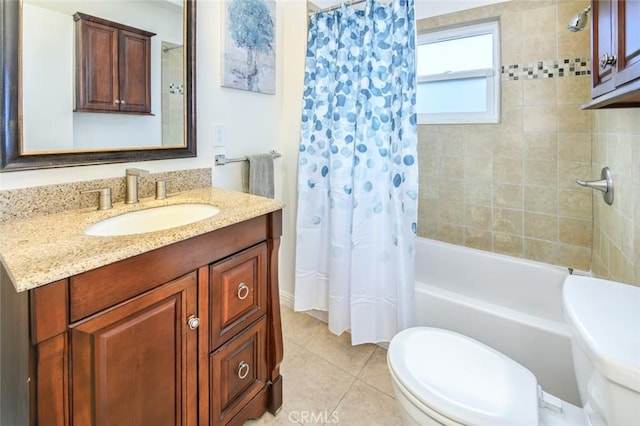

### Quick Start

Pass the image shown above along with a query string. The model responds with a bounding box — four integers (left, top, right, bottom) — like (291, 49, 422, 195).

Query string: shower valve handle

(576, 167, 614, 205)
(575, 178, 608, 192)
(600, 53, 617, 69)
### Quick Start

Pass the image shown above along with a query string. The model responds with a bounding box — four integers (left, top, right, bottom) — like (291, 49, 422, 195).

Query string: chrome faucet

(125, 168, 149, 204)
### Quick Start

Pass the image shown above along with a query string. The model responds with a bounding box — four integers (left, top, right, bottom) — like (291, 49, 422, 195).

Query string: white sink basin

(85, 203, 221, 236)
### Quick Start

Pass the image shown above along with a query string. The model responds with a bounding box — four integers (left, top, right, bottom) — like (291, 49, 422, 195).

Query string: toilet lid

(388, 327, 539, 426)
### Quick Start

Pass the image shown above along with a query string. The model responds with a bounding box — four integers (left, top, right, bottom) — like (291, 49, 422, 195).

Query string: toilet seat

(388, 327, 540, 426)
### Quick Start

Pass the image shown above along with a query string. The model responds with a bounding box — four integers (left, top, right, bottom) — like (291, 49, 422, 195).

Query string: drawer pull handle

(187, 315, 200, 330)
(237, 283, 250, 300)
(237, 361, 250, 379)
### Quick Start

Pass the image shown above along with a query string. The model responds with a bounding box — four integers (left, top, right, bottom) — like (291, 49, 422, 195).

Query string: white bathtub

(414, 237, 581, 405)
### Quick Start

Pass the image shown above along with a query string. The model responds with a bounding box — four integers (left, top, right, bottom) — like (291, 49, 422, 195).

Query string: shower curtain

(294, 0, 418, 345)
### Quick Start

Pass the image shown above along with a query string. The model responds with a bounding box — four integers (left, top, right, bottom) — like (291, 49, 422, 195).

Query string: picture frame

(222, 0, 276, 94)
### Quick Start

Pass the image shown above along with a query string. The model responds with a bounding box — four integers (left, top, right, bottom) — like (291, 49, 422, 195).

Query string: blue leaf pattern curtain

(294, 0, 418, 344)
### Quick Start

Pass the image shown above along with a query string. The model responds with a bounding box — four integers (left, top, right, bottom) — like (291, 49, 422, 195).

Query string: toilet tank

(562, 276, 640, 426)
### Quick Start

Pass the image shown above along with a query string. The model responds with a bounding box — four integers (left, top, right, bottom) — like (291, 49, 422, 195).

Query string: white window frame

(416, 20, 500, 125)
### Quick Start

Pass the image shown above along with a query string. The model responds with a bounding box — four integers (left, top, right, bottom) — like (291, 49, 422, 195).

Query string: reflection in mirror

(22, 0, 184, 152)
(0, 0, 196, 171)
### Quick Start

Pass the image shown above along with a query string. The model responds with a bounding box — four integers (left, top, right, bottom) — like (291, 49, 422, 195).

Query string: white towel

(242, 153, 274, 198)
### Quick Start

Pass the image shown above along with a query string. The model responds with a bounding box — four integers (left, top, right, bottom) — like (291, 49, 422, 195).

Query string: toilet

(387, 275, 640, 426)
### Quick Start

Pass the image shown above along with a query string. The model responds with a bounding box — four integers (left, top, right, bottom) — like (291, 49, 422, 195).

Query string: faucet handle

(81, 188, 112, 210)
(155, 178, 176, 200)
(126, 168, 150, 177)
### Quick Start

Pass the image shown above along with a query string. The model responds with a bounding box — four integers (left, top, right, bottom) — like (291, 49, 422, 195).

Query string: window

(416, 20, 500, 124)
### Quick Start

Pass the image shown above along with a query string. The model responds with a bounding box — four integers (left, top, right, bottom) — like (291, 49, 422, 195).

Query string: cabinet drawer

(69, 216, 268, 322)
(210, 244, 267, 350)
(210, 317, 267, 425)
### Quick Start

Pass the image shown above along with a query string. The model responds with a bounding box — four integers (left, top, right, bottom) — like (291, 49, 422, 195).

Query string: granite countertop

(0, 187, 284, 292)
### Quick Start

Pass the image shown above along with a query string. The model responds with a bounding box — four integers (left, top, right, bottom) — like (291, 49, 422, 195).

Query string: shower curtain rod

(310, 0, 366, 15)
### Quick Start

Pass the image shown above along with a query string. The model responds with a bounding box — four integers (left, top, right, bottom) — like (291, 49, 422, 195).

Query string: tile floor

(246, 306, 403, 425)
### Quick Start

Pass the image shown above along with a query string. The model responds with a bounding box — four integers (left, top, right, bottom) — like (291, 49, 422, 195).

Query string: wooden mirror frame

(0, 0, 196, 171)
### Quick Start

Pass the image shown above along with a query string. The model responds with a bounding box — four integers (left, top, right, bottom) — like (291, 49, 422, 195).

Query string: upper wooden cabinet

(74, 13, 155, 114)
(586, 0, 640, 108)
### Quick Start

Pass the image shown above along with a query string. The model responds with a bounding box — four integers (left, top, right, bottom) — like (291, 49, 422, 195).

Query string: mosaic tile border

(501, 58, 591, 81)
(169, 83, 184, 95)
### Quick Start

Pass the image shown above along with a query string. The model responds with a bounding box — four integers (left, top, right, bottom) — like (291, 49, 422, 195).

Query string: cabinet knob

(121, 100, 126, 105)
(237, 283, 250, 300)
(187, 315, 200, 330)
(600, 53, 617, 69)
(114, 100, 120, 104)
(237, 361, 250, 379)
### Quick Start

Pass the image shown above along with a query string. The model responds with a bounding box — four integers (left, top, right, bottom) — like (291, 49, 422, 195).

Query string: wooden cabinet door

(70, 272, 198, 426)
(118, 29, 152, 113)
(616, 0, 640, 86)
(75, 19, 120, 111)
(592, 0, 616, 97)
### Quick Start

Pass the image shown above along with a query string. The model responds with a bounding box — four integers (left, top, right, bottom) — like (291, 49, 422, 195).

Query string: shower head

(567, 5, 591, 32)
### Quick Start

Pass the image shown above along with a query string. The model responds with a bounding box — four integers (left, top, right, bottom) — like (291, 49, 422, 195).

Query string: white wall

(277, 0, 307, 300)
(22, 4, 74, 152)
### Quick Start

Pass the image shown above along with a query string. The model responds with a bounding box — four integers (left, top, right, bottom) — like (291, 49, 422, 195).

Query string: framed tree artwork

(222, 0, 276, 94)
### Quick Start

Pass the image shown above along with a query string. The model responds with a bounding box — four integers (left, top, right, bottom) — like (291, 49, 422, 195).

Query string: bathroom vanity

(0, 187, 284, 425)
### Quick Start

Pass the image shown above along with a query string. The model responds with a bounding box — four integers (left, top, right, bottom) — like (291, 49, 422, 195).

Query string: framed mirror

(0, 0, 196, 171)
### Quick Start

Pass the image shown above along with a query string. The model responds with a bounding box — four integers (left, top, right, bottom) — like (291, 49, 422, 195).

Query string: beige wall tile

(493, 208, 523, 234)
(440, 156, 464, 179)
(558, 133, 591, 161)
(559, 217, 592, 247)
(439, 201, 464, 225)
(558, 189, 592, 218)
(501, 10, 524, 40)
(465, 180, 493, 206)
(557, 244, 591, 272)
(502, 80, 523, 106)
(523, 79, 557, 106)
(465, 132, 495, 157)
(465, 205, 493, 229)
(557, 75, 591, 105)
(524, 132, 557, 159)
(465, 157, 494, 180)
(494, 158, 523, 184)
(523, 105, 558, 132)
(494, 184, 523, 209)
(558, 161, 591, 188)
(414, 0, 596, 273)
(437, 223, 464, 245)
(522, 4, 556, 35)
(557, 105, 592, 133)
(524, 160, 558, 186)
(439, 179, 465, 201)
(494, 232, 524, 257)
(523, 33, 557, 61)
(499, 105, 524, 133)
(440, 127, 464, 155)
(525, 186, 558, 214)
(502, 36, 524, 63)
(465, 227, 493, 251)
(525, 238, 559, 264)
(494, 132, 524, 158)
(525, 212, 558, 240)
